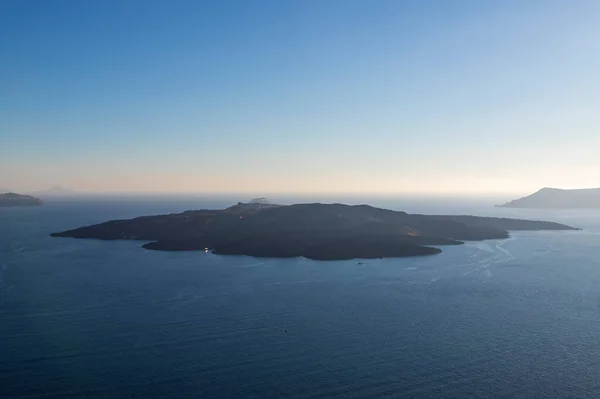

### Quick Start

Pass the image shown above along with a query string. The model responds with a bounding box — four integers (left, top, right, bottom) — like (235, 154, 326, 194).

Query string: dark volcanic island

(51, 202, 578, 261)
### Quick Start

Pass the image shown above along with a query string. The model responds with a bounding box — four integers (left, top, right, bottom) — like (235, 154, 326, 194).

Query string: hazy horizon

(2, 1, 599, 195)
(3, 182, 600, 198)
(0, 185, 525, 201)
(5, 183, 599, 199)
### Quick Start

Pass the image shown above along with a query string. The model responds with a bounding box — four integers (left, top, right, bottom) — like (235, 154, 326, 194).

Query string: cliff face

(498, 187, 600, 209)
(0, 193, 43, 207)
(51, 202, 578, 261)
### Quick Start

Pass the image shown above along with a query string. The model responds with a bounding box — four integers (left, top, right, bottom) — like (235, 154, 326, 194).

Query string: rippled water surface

(2, 197, 600, 398)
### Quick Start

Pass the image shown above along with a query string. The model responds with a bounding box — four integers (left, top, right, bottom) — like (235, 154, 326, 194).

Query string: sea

(1, 195, 600, 398)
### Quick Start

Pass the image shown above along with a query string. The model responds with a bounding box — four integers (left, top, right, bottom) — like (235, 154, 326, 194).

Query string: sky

(1, 0, 599, 196)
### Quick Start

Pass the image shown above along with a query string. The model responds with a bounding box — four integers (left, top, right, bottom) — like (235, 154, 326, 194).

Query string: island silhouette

(0, 193, 43, 207)
(51, 201, 578, 261)
(498, 187, 600, 209)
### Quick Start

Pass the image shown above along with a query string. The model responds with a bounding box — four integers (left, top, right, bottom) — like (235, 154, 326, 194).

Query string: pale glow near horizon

(3, 163, 600, 196)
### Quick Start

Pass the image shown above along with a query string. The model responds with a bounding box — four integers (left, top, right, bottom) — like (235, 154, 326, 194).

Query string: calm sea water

(2, 196, 600, 398)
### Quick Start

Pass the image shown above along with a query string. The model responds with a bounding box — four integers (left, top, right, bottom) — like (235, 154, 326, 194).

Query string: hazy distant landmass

(32, 185, 77, 197)
(497, 187, 600, 209)
(249, 197, 273, 205)
(0, 193, 43, 207)
(51, 201, 577, 260)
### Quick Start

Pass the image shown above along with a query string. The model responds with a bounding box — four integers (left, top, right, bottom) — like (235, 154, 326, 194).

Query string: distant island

(0, 193, 43, 207)
(51, 201, 578, 261)
(497, 187, 600, 209)
(32, 185, 76, 197)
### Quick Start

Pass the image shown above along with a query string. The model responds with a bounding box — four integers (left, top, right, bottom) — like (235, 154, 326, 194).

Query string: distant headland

(0, 193, 43, 207)
(51, 200, 578, 261)
(497, 187, 600, 209)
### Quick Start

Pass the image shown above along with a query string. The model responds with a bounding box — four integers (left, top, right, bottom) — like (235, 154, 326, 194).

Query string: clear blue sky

(1, 0, 599, 195)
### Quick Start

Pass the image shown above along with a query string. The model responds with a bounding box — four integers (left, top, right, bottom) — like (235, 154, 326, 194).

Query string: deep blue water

(2, 197, 600, 398)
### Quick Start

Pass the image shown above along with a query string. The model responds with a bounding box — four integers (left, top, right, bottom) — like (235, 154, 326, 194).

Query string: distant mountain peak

(47, 185, 73, 192)
(33, 185, 77, 197)
(249, 197, 272, 204)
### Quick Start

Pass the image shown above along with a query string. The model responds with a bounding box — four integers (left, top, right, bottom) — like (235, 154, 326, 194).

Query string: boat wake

(462, 237, 516, 276)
